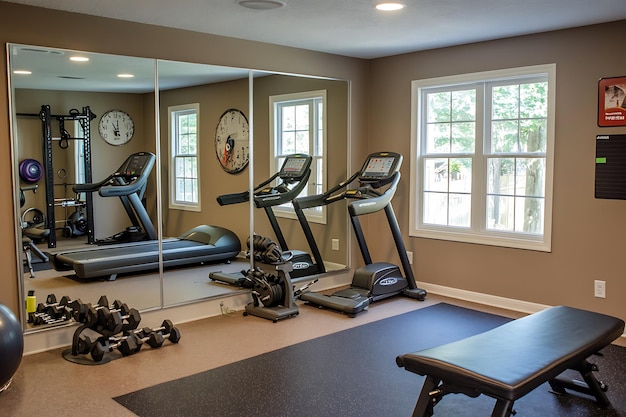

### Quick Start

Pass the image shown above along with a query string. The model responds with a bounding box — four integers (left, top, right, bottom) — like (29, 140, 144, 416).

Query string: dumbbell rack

(243, 261, 300, 323)
(47, 294, 182, 365)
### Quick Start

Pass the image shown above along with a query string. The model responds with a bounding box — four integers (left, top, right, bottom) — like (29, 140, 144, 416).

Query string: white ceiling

(5, 0, 626, 59)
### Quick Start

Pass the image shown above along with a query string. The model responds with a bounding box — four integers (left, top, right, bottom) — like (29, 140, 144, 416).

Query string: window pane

(520, 82, 548, 119)
(282, 131, 296, 153)
(427, 92, 450, 123)
(451, 90, 475, 122)
(423, 192, 447, 225)
(520, 119, 546, 153)
(516, 197, 543, 234)
(492, 85, 519, 120)
(426, 123, 450, 153)
(451, 122, 475, 153)
(295, 104, 309, 130)
(449, 193, 471, 227)
(449, 158, 472, 193)
(282, 106, 295, 130)
(487, 195, 514, 231)
(423, 158, 448, 192)
(516, 158, 545, 197)
(295, 131, 309, 154)
(487, 158, 514, 195)
(491, 120, 519, 153)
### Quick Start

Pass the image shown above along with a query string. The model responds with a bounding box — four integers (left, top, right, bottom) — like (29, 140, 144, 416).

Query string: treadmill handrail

(216, 172, 280, 206)
(72, 174, 114, 194)
(99, 154, 156, 198)
(293, 170, 361, 210)
(348, 172, 400, 217)
(254, 168, 311, 208)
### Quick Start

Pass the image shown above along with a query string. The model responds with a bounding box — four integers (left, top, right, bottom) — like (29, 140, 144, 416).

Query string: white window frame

(409, 64, 556, 251)
(269, 90, 327, 224)
(169, 103, 201, 212)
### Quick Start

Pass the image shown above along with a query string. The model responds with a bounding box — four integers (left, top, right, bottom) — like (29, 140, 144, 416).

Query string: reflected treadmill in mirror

(50, 152, 241, 281)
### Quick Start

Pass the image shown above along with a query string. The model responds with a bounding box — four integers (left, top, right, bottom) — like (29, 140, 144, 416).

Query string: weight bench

(396, 306, 625, 417)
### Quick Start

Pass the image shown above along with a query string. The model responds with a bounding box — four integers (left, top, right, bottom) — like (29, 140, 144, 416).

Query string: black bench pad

(397, 306, 624, 402)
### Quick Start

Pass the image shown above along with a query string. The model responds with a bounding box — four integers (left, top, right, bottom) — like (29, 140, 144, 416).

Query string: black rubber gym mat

(114, 303, 626, 417)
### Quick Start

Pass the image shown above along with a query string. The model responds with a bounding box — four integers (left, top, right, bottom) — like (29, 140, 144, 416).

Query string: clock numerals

(99, 110, 134, 146)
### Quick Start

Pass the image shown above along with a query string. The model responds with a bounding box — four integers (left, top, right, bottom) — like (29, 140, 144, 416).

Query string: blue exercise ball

(0, 304, 23, 392)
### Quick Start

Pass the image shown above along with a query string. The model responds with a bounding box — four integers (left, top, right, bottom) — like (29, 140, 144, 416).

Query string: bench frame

(397, 306, 625, 417)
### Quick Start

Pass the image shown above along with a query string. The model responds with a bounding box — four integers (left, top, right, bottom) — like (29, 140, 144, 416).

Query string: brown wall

(0, 2, 368, 314)
(367, 21, 626, 321)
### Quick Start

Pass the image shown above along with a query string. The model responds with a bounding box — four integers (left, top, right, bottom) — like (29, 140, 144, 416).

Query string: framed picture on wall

(598, 76, 626, 127)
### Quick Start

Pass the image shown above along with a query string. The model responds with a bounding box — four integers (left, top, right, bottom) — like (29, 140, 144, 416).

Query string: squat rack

(18, 105, 97, 248)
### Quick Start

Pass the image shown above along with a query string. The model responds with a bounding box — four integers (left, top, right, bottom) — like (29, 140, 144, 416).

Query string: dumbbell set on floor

(64, 294, 181, 363)
(28, 294, 82, 326)
(85, 320, 182, 362)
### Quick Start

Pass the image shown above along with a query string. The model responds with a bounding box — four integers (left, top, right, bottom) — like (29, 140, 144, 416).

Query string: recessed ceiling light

(117, 73, 135, 78)
(376, 2, 405, 11)
(13, 70, 32, 75)
(69, 56, 89, 62)
(238, 0, 285, 10)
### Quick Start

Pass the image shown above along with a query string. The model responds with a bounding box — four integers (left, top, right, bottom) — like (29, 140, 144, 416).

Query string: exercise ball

(19, 159, 43, 183)
(0, 304, 23, 393)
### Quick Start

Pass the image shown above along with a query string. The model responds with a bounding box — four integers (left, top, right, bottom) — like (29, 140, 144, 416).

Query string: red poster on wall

(598, 76, 626, 127)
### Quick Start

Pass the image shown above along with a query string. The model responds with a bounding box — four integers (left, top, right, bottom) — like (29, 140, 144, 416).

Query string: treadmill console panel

(120, 153, 154, 179)
(359, 152, 402, 183)
(279, 154, 312, 181)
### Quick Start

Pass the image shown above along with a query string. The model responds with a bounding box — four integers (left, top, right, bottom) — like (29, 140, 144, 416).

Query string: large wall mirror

(8, 43, 349, 333)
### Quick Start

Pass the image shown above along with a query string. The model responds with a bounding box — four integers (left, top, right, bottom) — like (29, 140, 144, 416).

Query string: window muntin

(169, 104, 200, 211)
(410, 65, 555, 251)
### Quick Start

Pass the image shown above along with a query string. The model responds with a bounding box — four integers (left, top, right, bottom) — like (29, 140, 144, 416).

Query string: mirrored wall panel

(8, 43, 350, 333)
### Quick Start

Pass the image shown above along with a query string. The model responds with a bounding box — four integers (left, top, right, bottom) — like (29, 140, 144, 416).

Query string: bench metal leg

(491, 399, 515, 417)
(411, 376, 440, 417)
(549, 359, 611, 408)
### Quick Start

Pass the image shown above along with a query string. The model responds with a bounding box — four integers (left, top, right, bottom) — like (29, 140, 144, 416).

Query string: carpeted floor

(114, 303, 626, 416)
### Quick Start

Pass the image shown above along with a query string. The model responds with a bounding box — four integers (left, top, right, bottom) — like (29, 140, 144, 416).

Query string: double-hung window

(410, 64, 555, 251)
(269, 90, 327, 223)
(169, 103, 200, 211)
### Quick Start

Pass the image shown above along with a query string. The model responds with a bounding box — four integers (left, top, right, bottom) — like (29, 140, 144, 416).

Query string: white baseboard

(420, 282, 626, 341)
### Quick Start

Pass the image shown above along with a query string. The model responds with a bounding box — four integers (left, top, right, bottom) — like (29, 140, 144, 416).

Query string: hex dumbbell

(138, 320, 182, 349)
(90, 334, 139, 362)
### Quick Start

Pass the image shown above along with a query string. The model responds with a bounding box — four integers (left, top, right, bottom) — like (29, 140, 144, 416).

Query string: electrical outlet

(594, 280, 606, 298)
(406, 251, 413, 265)
(331, 238, 339, 251)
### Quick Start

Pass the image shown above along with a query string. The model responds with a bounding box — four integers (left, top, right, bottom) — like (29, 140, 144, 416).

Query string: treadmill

(50, 152, 241, 281)
(209, 153, 325, 286)
(297, 151, 427, 316)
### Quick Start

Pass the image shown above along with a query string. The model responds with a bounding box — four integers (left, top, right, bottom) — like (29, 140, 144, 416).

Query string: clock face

(215, 109, 249, 173)
(99, 110, 134, 146)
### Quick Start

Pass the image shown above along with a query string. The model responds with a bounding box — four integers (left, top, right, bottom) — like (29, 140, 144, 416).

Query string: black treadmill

(297, 151, 427, 316)
(209, 153, 325, 286)
(50, 152, 241, 281)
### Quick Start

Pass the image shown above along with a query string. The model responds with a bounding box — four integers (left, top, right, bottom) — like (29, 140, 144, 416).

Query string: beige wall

(0, 2, 368, 315)
(367, 21, 626, 321)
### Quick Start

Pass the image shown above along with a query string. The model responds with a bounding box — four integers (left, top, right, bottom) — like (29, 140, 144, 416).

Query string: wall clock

(214, 108, 249, 174)
(98, 109, 134, 146)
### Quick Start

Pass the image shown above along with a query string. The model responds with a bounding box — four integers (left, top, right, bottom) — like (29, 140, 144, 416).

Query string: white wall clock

(98, 109, 134, 146)
(214, 108, 249, 174)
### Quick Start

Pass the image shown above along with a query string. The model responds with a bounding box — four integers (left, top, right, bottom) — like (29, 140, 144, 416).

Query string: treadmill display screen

(280, 156, 310, 179)
(362, 156, 396, 179)
(124, 154, 149, 176)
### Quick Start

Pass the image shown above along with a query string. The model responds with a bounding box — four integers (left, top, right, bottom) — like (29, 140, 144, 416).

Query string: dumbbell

(97, 304, 141, 334)
(90, 334, 139, 362)
(139, 320, 182, 349)
(76, 328, 104, 355)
